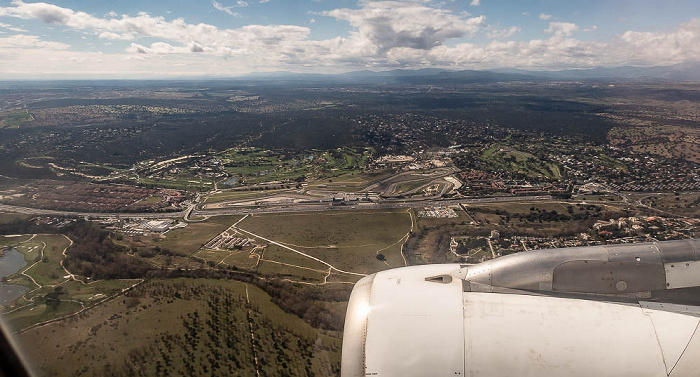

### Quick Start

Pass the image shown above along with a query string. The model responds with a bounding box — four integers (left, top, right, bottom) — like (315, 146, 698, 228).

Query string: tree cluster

(63, 221, 152, 280)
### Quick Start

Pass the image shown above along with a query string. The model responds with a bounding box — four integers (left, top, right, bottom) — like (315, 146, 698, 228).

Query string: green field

(257, 259, 329, 282)
(5, 279, 138, 331)
(0, 235, 32, 248)
(218, 248, 261, 270)
(394, 180, 431, 195)
(136, 176, 215, 191)
(307, 170, 394, 191)
(8, 300, 84, 331)
(144, 215, 243, 255)
(0, 110, 33, 128)
(218, 147, 373, 185)
(3, 234, 72, 288)
(135, 196, 163, 205)
(1, 234, 141, 330)
(192, 246, 261, 271)
(16, 234, 72, 286)
(481, 145, 561, 179)
(596, 153, 628, 171)
(18, 278, 342, 377)
(259, 244, 329, 273)
(639, 192, 700, 217)
(204, 189, 289, 204)
(237, 210, 412, 277)
(194, 247, 237, 264)
(458, 200, 624, 239)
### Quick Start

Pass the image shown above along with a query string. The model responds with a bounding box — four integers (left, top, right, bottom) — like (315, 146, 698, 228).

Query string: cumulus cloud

(545, 21, 579, 37)
(98, 31, 134, 40)
(322, 1, 485, 53)
(0, 0, 310, 58)
(124, 42, 207, 55)
(0, 33, 69, 49)
(126, 41, 199, 54)
(427, 37, 602, 69)
(470, 0, 480, 6)
(487, 26, 520, 39)
(613, 18, 700, 66)
(0, 0, 699, 77)
(539, 13, 552, 20)
(427, 18, 700, 69)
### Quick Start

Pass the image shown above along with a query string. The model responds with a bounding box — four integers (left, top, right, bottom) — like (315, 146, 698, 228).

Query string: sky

(0, 0, 699, 79)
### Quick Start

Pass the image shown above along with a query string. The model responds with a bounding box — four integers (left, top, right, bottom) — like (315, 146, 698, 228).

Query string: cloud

(545, 21, 579, 37)
(426, 18, 700, 69)
(126, 41, 207, 54)
(470, 0, 480, 6)
(322, 1, 486, 53)
(583, 25, 597, 32)
(212, 0, 240, 17)
(613, 18, 700, 66)
(539, 13, 551, 20)
(0, 22, 26, 32)
(0, 1, 311, 56)
(487, 26, 520, 39)
(426, 37, 603, 69)
(1, 0, 700, 77)
(98, 31, 134, 40)
(0, 33, 69, 49)
(190, 42, 204, 52)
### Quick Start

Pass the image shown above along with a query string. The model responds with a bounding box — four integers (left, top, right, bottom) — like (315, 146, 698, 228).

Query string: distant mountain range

(237, 62, 700, 84)
(493, 62, 700, 81)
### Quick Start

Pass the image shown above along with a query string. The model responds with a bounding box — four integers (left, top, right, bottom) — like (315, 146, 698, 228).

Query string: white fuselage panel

(364, 265, 465, 376)
(351, 264, 700, 377)
(462, 292, 677, 377)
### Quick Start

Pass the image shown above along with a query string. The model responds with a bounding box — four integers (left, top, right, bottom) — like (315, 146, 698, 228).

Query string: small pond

(0, 249, 29, 305)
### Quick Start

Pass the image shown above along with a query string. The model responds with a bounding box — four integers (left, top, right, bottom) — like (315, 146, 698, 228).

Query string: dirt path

(20, 237, 44, 289)
(234, 226, 366, 277)
(58, 234, 83, 284)
(398, 209, 414, 267)
(244, 285, 261, 377)
(17, 279, 144, 334)
(4, 233, 122, 322)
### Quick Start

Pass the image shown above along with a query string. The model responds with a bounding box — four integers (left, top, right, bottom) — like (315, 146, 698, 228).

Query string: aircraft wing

(342, 239, 700, 377)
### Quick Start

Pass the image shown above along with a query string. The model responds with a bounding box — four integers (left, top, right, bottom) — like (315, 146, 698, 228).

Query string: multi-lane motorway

(0, 195, 597, 220)
(0, 203, 186, 219)
(191, 195, 558, 217)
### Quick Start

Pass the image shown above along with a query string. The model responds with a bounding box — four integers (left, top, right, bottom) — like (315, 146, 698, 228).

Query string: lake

(0, 249, 29, 306)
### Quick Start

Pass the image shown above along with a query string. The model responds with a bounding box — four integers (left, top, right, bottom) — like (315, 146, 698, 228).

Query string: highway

(0, 203, 185, 219)
(0, 194, 641, 219)
(190, 195, 557, 217)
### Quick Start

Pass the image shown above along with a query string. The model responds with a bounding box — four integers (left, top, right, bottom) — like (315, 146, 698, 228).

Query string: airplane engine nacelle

(341, 240, 700, 377)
